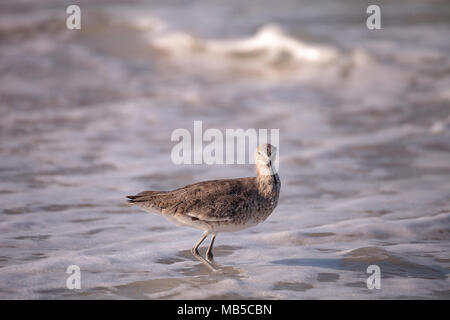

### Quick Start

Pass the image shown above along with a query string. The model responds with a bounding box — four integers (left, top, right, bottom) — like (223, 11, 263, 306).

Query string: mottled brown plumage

(126, 144, 280, 269)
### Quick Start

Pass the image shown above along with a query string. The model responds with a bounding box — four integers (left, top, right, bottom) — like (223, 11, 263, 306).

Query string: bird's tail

(125, 195, 138, 205)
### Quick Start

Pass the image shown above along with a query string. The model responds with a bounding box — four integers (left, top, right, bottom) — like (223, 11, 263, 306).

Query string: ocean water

(0, 0, 449, 299)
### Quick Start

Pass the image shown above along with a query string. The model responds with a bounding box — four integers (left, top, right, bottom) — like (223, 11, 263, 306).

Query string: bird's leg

(191, 231, 217, 271)
(206, 234, 216, 262)
(191, 231, 208, 256)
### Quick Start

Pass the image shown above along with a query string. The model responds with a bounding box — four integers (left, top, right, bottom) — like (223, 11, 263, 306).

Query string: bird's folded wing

(183, 194, 248, 222)
(127, 178, 253, 220)
(186, 211, 232, 222)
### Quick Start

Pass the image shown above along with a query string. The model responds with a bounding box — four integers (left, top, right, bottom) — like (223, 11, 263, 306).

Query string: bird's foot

(191, 247, 199, 256)
(206, 251, 214, 263)
(191, 249, 218, 272)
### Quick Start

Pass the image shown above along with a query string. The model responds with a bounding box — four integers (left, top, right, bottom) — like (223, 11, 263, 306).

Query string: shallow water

(0, 0, 449, 299)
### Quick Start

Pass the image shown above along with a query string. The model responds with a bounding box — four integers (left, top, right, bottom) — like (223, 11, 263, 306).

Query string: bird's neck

(256, 164, 280, 198)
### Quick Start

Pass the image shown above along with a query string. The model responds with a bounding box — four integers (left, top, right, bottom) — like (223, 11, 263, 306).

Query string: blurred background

(0, 0, 449, 299)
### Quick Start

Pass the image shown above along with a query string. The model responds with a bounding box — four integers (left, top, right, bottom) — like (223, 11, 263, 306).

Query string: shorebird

(126, 144, 280, 270)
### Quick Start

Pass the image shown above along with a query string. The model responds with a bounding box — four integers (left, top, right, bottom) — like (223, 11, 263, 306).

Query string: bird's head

(255, 144, 278, 175)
